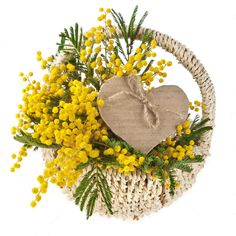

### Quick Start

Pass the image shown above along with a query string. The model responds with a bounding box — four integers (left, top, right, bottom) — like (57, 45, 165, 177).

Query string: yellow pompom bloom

(11, 154, 17, 159)
(117, 70, 123, 77)
(97, 99, 104, 107)
(95, 46, 101, 53)
(163, 155, 169, 160)
(194, 100, 201, 106)
(183, 120, 190, 128)
(45, 140, 52, 146)
(114, 145, 121, 153)
(52, 107, 59, 113)
(11, 127, 17, 135)
(165, 183, 170, 189)
(37, 175, 44, 184)
(90, 61, 97, 69)
(151, 52, 157, 57)
(85, 40, 92, 47)
(99, 7, 104, 12)
(47, 56, 53, 62)
(35, 195, 42, 202)
(141, 43, 147, 50)
(175, 182, 180, 189)
(67, 63, 75, 71)
(121, 148, 128, 155)
(138, 156, 145, 165)
(109, 27, 115, 33)
(37, 55, 42, 61)
(79, 151, 88, 163)
(185, 129, 191, 135)
(101, 135, 108, 142)
(164, 160, 169, 165)
(177, 125, 183, 131)
(97, 14, 106, 21)
(50, 177, 56, 184)
(30, 201, 37, 208)
(135, 48, 141, 54)
(102, 74, 107, 80)
(60, 64, 66, 71)
(166, 61, 172, 66)
(89, 149, 100, 158)
(151, 39, 157, 48)
(176, 145, 183, 151)
(104, 148, 114, 156)
(189, 140, 195, 145)
(172, 152, 178, 158)
(190, 153, 195, 159)
(106, 19, 112, 26)
(32, 187, 39, 194)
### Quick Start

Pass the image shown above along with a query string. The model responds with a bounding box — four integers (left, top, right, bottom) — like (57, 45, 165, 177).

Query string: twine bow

(106, 75, 160, 129)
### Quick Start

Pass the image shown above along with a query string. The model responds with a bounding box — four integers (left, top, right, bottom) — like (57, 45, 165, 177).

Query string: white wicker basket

(43, 27, 215, 220)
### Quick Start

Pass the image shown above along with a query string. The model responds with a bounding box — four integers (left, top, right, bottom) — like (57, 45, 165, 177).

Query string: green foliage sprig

(57, 23, 84, 53)
(177, 117, 212, 146)
(111, 6, 153, 74)
(73, 166, 113, 219)
(14, 130, 60, 149)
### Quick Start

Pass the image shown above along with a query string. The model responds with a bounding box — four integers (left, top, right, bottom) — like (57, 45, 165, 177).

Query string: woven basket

(43, 27, 215, 219)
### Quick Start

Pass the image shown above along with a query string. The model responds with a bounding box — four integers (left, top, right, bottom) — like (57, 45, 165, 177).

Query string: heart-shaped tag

(98, 75, 189, 154)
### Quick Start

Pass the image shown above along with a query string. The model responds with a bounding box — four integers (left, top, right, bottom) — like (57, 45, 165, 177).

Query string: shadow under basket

(43, 27, 215, 220)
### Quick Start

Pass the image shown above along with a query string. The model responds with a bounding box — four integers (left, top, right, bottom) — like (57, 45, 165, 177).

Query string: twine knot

(106, 75, 160, 129)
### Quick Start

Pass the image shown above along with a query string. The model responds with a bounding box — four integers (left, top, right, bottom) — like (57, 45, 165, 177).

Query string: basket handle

(116, 27, 216, 156)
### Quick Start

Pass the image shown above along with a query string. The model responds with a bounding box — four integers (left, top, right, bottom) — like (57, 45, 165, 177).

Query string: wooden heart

(98, 75, 189, 154)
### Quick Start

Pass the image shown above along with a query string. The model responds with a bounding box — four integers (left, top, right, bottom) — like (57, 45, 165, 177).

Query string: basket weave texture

(43, 27, 215, 219)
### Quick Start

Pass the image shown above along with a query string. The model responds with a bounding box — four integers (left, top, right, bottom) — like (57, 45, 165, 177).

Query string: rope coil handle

(113, 27, 216, 156)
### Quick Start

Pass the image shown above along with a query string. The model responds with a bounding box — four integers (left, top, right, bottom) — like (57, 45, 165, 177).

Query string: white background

(0, 0, 236, 235)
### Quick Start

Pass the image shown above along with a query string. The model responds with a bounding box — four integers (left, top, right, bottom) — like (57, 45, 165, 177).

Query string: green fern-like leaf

(80, 181, 96, 211)
(168, 156, 204, 171)
(111, 6, 149, 59)
(86, 189, 98, 219)
(168, 169, 177, 196)
(133, 9, 148, 41)
(74, 166, 113, 219)
(155, 168, 165, 184)
(57, 23, 83, 53)
(14, 130, 60, 149)
(128, 6, 138, 42)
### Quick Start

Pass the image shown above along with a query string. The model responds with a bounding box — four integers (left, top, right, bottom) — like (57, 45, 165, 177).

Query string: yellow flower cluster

(11, 59, 111, 207)
(164, 138, 195, 162)
(10, 146, 28, 172)
(177, 119, 191, 136)
(189, 100, 206, 112)
(78, 8, 172, 86)
(18, 71, 34, 82)
(157, 120, 196, 163)
(103, 145, 145, 173)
